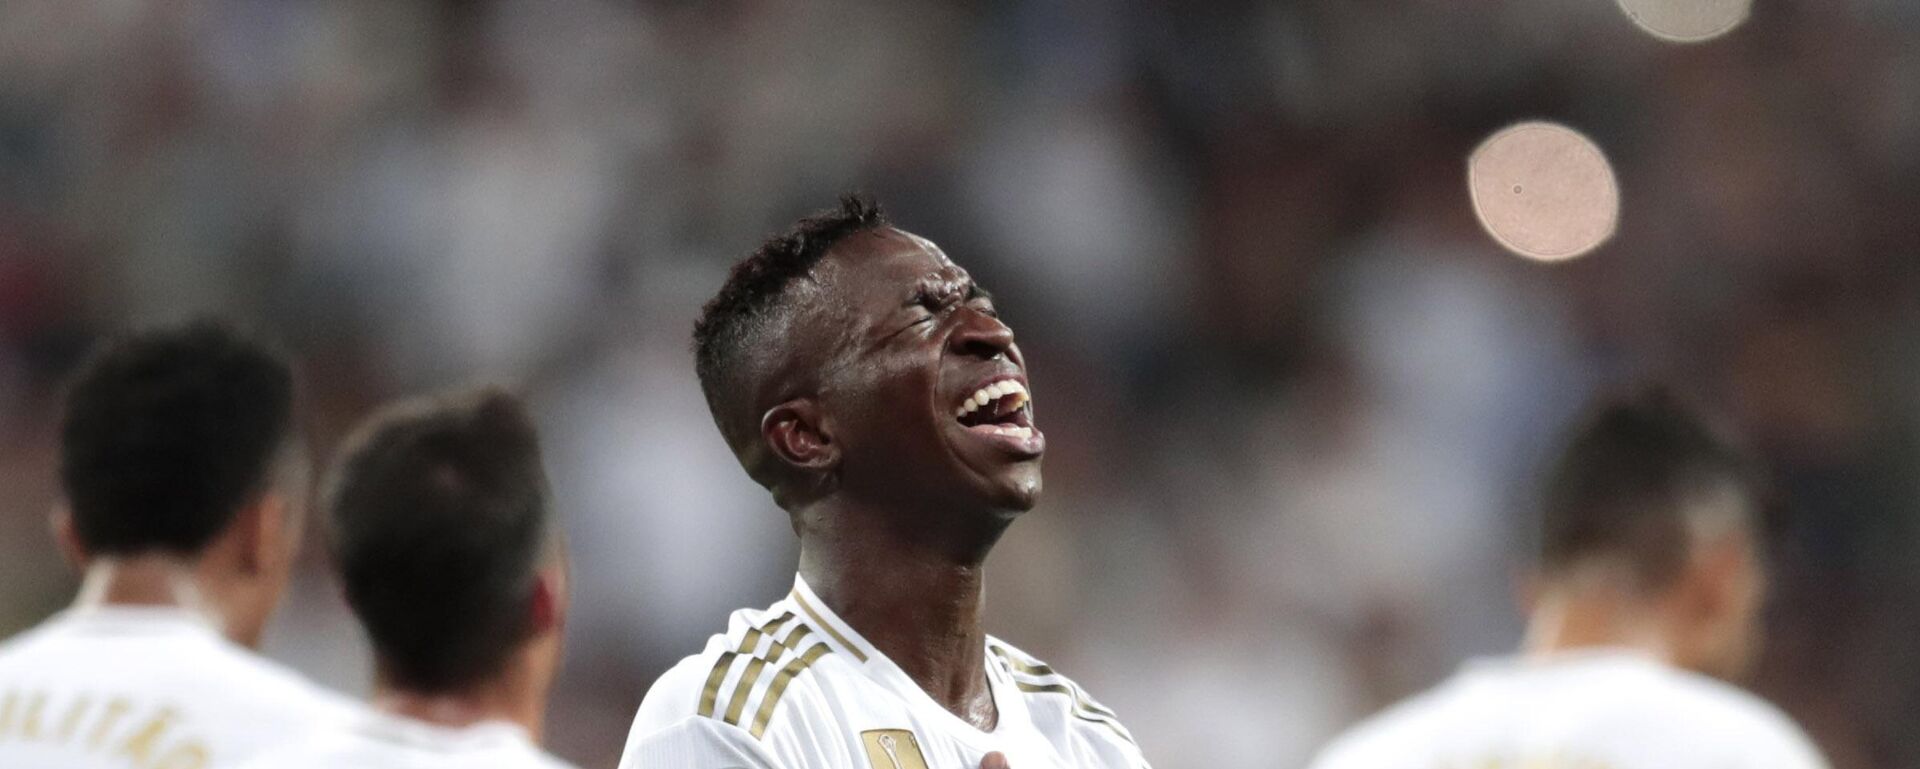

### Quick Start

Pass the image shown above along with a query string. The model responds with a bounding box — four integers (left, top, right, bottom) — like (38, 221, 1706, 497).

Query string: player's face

(811, 228, 1043, 514)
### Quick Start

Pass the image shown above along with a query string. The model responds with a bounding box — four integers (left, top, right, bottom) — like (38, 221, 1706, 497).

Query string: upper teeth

(956, 380, 1030, 418)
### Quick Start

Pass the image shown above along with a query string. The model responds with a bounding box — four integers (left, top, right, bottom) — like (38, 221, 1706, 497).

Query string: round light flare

(1616, 0, 1751, 43)
(1467, 122, 1620, 264)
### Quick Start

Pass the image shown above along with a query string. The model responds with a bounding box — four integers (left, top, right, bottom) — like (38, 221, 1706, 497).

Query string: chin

(986, 468, 1043, 512)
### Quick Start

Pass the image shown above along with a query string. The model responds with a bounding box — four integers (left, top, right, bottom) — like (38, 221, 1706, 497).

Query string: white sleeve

(1734, 712, 1830, 769)
(620, 717, 786, 769)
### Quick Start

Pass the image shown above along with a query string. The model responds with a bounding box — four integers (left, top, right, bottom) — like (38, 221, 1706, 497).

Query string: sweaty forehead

(815, 228, 969, 304)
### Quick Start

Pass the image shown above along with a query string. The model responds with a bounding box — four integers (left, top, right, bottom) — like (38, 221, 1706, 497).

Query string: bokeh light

(1616, 0, 1752, 43)
(1467, 122, 1620, 263)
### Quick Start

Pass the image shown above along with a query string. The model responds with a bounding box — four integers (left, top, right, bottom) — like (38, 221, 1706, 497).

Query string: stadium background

(1, 1, 1918, 767)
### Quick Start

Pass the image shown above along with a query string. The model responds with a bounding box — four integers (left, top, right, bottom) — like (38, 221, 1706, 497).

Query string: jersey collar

(787, 574, 876, 663)
(52, 603, 223, 638)
(787, 574, 1027, 743)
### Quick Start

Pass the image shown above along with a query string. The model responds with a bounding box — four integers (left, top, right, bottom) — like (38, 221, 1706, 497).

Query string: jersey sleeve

(620, 717, 786, 769)
(624, 650, 854, 769)
(1730, 706, 1830, 769)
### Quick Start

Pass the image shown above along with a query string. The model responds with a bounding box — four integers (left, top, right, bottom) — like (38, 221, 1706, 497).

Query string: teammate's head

(694, 195, 1043, 546)
(56, 320, 306, 645)
(324, 389, 566, 698)
(1533, 386, 1765, 678)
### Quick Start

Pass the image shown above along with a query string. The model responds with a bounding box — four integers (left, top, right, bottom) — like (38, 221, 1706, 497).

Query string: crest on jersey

(860, 729, 930, 769)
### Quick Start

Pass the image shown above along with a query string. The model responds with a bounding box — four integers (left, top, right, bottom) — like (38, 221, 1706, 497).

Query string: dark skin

(753, 227, 1043, 731)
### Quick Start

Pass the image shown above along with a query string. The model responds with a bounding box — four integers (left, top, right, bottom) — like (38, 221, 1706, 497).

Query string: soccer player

(619, 196, 1147, 769)
(1307, 388, 1830, 769)
(241, 389, 576, 769)
(0, 321, 353, 768)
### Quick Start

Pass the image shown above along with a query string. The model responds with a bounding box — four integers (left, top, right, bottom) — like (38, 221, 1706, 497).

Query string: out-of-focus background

(1, 1, 1918, 767)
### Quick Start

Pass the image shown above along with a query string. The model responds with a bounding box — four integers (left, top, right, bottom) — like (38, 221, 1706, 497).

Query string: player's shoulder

(635, 598, 844, 734)
(1306, 677, 1457, 769)
(1312, 656, 1825, 769)
(228, 730, 350, 769)
(0, 610, 353, 720)
(238, 713, 581, 769)
(1638, 664, 1823, 759)
(639, 601, 812, 719)
(628, 597, 861, 768)
(0, 616, 64, 666)
(194, 634, 361, 720)
(986, 635, 1145, 758)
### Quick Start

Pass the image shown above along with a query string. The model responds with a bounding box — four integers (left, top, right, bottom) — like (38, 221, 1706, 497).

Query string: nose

(949, 309, 1015, 360)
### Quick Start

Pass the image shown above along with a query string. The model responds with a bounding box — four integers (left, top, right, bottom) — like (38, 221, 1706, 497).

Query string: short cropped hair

(324, 389, 554, 694)
(1538, 387, 1758, 589)
(59, 320, 295, 556)
(692, 194, 888, 457)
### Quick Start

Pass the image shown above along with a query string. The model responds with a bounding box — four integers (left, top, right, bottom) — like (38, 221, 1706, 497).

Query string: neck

(73, 554, 222, 626)
(798, 501, 999, 730)
(372, 659, 548, 742)
(1523, 583, 1675, 665)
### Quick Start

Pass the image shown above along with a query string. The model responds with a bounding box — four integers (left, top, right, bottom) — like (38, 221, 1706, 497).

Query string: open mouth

(954, 379, 1036, 439)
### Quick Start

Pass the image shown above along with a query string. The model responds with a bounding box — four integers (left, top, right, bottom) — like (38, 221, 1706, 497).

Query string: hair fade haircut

(323, 389, 555, 694)
(1538, 386, 1759, 590)
(59, 320, 296, 556)
(691, 194, 888, 455)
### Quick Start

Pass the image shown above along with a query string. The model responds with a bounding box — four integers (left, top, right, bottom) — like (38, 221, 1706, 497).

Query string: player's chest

(828, 695, 1077, 769)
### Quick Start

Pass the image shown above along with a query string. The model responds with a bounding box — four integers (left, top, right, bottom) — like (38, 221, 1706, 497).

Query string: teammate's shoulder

(0, 610, 353, 721)
(202, 637, 361, 719)
(0, 616, 63, 664)
(1306, 675, 1458, 769)
(986, 636, 1142, 752)
(1644, 666, 1821, 754)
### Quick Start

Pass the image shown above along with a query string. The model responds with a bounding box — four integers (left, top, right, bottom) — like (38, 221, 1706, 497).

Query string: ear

(761, 399, 839, 473)
(229, 493, 289, 576)
(49, 506, 87, 572)
(1687, 534, 1754, 618)
(528, 567, 567, 637)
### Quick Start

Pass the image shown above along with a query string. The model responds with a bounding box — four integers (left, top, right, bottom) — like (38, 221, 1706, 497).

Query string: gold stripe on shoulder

(791, 589, 869, 663)
(991, 644, 1118, 718)
(723, 624, 814, 726)
(1010, 682, 1136, 744)
(722, 656, 769, 725)
(748, 643, 832, 738)
(699, 612, 795, 718)
(990, 644, 1056, 678)
(764, 622, 814, 662)
(698, 651, 738, 718)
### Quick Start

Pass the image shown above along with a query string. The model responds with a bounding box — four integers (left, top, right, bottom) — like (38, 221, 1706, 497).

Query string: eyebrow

(904, 279, 991, 307)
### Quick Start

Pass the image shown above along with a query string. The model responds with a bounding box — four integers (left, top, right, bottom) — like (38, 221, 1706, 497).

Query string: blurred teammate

(242, 390, 575, 769)
(0, 321, 352, 767)
(1308, 388, 1829, 769)
(620, 196, 1145, 769)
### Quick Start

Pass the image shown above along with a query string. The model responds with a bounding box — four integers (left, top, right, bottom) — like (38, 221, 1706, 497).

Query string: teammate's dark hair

(59, 320, 295, 556)
(1538, 386, 1758, 590)
(692, 194, 888, 453)
(324, 389, 554, 694)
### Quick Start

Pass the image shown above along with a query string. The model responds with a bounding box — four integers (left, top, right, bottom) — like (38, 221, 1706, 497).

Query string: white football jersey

(0, 605, 357, 768)
(1308, 650, 1829, 769)
(620, 575, 1149, 769)
(236, 709, 576, 769)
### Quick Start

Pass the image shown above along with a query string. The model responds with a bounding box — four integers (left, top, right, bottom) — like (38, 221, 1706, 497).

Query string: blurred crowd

(3, 1, 1920, 767)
